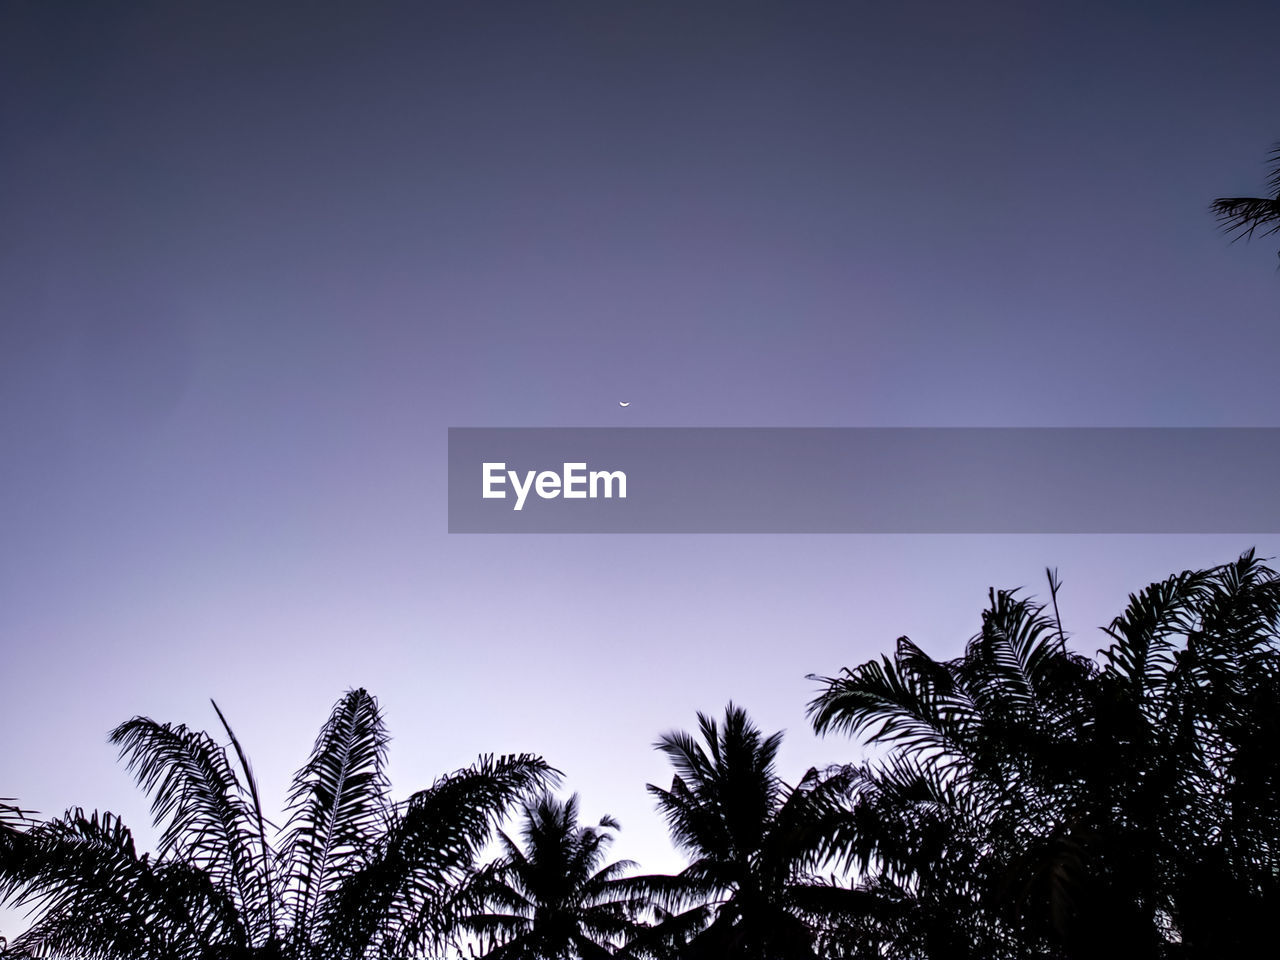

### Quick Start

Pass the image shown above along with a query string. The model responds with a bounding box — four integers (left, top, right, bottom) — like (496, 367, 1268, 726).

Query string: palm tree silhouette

(638, 704, 858, 960)
(1211, 141, 1280, 258)
(808, 552, 1280, 959)
(0, 689, 554, 960)
(461, 793, 660, 959)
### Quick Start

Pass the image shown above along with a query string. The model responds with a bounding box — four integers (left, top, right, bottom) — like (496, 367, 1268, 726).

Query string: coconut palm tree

(808, 553, 1280, 959)
(0, 688, 554, 960)
(461, 793, 660, 959)
(638, 705, 858, 960)
(1211, 141, 1280, 258)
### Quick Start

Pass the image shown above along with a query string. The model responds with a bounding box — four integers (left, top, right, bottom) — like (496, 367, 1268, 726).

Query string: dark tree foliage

(809, 552, 1280, 959)
(1211, 141, 1280, 259)
(6, 555, 1280, 960)
(635, 705, 860, 960)
(0, 690, 554, 960)
(0, 802, 37, 958)
(459, 793, 662, 959)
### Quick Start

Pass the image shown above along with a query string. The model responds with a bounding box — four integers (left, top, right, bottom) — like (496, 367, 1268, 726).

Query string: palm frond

(280, 687, 391, 945)
(1211, 196, 1280, 241)
(108, 716, 267, 935)
(807, 639, 973, 763)
(317, 752, 554, 959)
(210, 699, 277, 938)
(1211, 141, 1280, 251)
(0, 809, 242, 960)
(762, 765, 857, 878)
(1099, 568, 1213, 702)
(617, 902, 715, 960)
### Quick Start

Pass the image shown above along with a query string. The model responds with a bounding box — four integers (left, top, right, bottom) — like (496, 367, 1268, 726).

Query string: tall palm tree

(639, 705, 857, 960)
(1211, 141, 1280, 257)
(808, 553, 1280, 959)
(461, 793, 659, 959)
(0, 689, 555, 960)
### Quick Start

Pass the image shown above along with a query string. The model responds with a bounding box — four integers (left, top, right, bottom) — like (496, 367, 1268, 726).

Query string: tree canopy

(810, 551, 1280, 958)
(5, 554, 1280, 959)
(0, 690, 554, 960)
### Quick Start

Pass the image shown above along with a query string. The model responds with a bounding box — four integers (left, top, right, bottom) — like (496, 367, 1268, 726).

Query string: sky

(2, 0, 1280, 930)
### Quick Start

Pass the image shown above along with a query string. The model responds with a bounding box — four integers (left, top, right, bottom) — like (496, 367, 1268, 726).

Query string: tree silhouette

(809, 552, 1280, 959)
(6, 555, 1280, 960)
(0, 802, 36, 959)
(638, 705, 858, 960)
(0, 689, 554, 960)
(460, 793, 661, 959)
(1211, 141, 1280, 259)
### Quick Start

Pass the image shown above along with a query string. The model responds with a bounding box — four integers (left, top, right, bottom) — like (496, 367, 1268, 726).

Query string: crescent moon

(619, 401, 631, 407)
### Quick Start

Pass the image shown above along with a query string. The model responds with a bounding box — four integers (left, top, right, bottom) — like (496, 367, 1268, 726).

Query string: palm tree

(808, 553, 1280, 959)
(639, 705, 858, 960)
(0, 688, 555, 960)
(1211, 141, 1280, 258)
(808, 577, 1099, 958)
(461, 793, 659, 959)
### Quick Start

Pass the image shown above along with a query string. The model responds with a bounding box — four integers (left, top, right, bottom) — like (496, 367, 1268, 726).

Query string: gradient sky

(2, 0, 1280, 930)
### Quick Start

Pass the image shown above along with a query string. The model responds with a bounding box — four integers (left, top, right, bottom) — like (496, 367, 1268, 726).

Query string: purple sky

(2, 0, 1280, 925)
